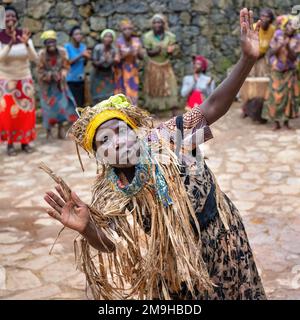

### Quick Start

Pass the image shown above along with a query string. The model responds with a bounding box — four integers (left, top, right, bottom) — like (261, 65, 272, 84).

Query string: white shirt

(0, 39, 38, 80)
(181, 73, 215, 99)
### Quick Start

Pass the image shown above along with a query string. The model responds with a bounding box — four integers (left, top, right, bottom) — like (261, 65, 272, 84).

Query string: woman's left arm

(287, 35, 300, 61)
(18, 29, 39, 62)
(199, 8, 260, 125)
(60, 49, 71, 80)
(26, 39, 39, 62)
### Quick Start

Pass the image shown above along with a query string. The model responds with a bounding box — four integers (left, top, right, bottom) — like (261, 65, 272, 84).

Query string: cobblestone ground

(0, 103, 300, 300)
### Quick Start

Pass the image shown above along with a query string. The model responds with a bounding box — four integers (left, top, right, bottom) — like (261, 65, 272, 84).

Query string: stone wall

(3, 0, 300, 83)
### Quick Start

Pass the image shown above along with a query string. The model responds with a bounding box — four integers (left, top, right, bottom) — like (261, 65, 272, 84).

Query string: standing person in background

(64, 26, 91, 108)
(181, 55, 215, 110)
(0, 6, 38, 156)
(90, 29, 118, 105)
(242, 8, 275, 122)
(114, 19, 144, 106)
(143, 14, 179, 114)
(263, 16, 300, 130)
(38, 30, 77, 140)
(250, 8, 275, 76)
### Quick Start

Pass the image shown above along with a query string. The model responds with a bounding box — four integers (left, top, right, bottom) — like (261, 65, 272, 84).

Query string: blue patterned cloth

(106, 143, 173, 207)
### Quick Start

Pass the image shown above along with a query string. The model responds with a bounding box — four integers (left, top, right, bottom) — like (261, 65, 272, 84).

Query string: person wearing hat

(241, 8, 275, 123)
(181, 55, 215, 110)
(90, 29, 119, 105)
(143, 14, 179, 114)
(114, 19, 144, 106)
(38, 30, 77, 140)
(0, 5, 38, 156)
(263, 15, 300, 130)
(43, 9, 266, 300)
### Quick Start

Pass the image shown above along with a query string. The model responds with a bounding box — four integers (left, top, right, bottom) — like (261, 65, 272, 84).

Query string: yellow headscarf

(40, 30, 57, 41)
(120, 19, 133, 30)
(277, 15, 299, 31)
(82, 95, 138, 153)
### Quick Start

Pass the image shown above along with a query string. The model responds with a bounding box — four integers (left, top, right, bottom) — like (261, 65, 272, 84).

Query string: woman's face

(194, 60, 203, 73)
(285, 21, 295, 36)
(152, 18, 164, 33)
(122, 25, 133, 39)
(260, 13, 272, 30)
(5, 10, 17, 29)
(72, 29, 82, 43)
(45, 39, 57, 53)
(103, 33, 113, 46)
(94, 119, 140, 168)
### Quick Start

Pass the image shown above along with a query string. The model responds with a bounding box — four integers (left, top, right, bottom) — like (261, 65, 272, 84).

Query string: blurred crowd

(0, 5, 299, 156)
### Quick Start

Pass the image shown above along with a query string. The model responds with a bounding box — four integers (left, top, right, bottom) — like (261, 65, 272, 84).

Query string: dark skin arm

(269, 36, 287, 56)
(69, 54, 83, 65)
(287, 39, 298, 62)
(146, 46, 161, 57)
(199, 8, 261, 125)
(44, 186, 115, 253)
(69, 50, 91, 65)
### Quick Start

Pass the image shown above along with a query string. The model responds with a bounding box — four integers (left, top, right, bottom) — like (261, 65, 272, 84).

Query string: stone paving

(0, 103, 300, 299)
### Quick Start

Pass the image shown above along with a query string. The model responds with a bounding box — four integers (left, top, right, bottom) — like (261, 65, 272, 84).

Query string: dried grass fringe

(39, 146, 231, 300)
(143, 60, 175, 97)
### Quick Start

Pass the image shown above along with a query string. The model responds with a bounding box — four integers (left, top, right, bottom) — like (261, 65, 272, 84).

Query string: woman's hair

(69, 25, 81, 37)
(192, 55, 208, 73)
(5, 5, 19, 20)
(260, 8, 275, 23)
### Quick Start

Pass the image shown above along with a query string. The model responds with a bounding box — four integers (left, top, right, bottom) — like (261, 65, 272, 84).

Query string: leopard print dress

(174, 163, 266, 300)
(149, 107, 267, 300)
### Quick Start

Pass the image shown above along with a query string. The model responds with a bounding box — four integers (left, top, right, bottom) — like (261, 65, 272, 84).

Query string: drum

(240, 77, 270, 101)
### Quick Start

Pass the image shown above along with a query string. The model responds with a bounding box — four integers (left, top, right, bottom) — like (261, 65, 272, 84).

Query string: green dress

(143, 30, 178, 113)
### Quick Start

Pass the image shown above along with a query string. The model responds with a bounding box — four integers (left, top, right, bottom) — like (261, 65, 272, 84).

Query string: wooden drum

(240, 77, 270, 101)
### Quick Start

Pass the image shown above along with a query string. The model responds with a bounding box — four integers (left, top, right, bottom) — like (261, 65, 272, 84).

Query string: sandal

(46, 128, 53, 140)
(283, 120, 294, 130)
(7, 144, 17, 156)
(57, 123, 65, 140)
(21, 144, 34, 154)
(272, 121, 281, 131)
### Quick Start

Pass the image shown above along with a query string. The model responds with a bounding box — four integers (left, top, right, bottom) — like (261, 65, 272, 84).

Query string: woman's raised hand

(240, 8, 261, 60)
(18, 28, 31, 45)
(44, 185, 90, 234)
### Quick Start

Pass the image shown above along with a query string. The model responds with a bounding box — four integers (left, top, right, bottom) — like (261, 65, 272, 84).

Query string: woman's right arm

(37, 50, 52, 82)
(81, 219, 115, 252)
(0, 29, 17, 61)
(44, 185, 115, 253)
(143, 33, 161, 57)
(181, 76, 195, 97)
(269, 31, 285, 56)
(146, 46, 161, 57)
(92, 45, 101, 67)
(92, 45, 107, 68)
(0, 43, 12, 61)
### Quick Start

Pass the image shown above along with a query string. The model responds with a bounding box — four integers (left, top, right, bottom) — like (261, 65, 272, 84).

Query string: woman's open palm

(44, 185, 90, 234)
(240, 8, 261, 60)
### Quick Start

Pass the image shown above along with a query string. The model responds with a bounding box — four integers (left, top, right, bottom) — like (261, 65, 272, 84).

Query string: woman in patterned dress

(143, 14, 179, 113)
(263, 15, 300, 130)
(0, 6, 38, 156)
(90, 29, 118, 105)
(38, 30, 78, 140)
(114, 19, 144, 106)
(44, 9, 266, 300)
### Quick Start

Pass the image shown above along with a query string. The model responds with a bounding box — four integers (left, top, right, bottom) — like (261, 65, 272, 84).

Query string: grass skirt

(143, 59, 178, 112)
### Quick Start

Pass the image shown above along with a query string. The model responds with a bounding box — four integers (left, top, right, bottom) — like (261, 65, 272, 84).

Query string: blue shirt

(64, 42, 86, 82)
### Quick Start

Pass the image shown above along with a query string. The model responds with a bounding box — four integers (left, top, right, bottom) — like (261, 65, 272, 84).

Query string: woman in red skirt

(0, 6, 38, 156)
